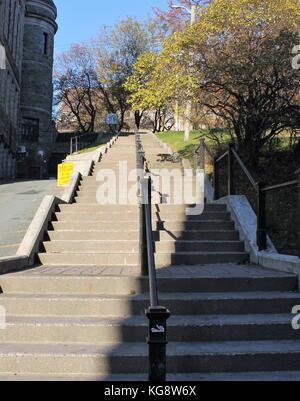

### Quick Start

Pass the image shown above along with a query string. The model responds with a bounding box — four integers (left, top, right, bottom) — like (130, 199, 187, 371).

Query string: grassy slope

(78, 145, 102, 154)
(77, 133, 114, 154)
(156, 130, 230, 161)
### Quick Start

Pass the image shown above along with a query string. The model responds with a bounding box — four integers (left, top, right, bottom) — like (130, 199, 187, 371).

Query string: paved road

(0, 180, 63, 258)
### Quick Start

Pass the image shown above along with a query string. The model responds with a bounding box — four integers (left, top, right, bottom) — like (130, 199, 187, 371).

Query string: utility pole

(171, 3, 197, 141)
(184, 4, 196, 142)
(190, 4, 196, 25)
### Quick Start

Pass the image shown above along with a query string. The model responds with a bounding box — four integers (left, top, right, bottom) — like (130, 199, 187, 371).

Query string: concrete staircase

(39, 134, 140, 268)
(141, 134, 248, 267)
(0, 132, 300, 381)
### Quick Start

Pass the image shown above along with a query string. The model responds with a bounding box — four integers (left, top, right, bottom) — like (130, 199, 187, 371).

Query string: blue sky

(55, 0, 168, 55)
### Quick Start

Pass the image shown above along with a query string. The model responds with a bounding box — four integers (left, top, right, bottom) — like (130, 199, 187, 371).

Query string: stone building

(0, 0, 57, 180)
(0, 0, 25, 179)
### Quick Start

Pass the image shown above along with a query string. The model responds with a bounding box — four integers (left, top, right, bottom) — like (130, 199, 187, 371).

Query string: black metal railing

(135, 131, 170, 382)
(69, 132, 100, 154)
(194, 139, 300, 257)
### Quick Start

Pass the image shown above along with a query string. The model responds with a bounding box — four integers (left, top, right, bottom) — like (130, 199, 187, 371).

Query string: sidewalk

(0, 180, 63, 257)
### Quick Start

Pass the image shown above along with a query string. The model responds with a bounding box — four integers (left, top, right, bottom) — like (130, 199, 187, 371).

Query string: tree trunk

(237, 136, 261, 168)
(153, 111, 158, 133)
(118, 110, 126, 132)
(135, 110, 143, 130)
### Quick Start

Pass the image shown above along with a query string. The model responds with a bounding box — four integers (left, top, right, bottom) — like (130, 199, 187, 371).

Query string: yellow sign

(57, 162, 75, 187)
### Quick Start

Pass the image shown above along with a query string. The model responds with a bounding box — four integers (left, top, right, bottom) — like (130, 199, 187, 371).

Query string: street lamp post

(171, 4, 196, 142)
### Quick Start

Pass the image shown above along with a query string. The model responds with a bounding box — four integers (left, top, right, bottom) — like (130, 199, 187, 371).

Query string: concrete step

(53, 218, 235, 231)
(0, 314, 298, 344)
(1, 292, 300, 317)
(1, 341, 300, 375)
(95, 151, 135, 156)
(42, 239, 243, 254)
(155, 241, 245, 253)
(155, 252, 249, 266)
(92, 168, 137, 175)
(58, 203, 227, 213)
(155, 221, 235, 231)
(38, 253, 139, 266)
(54, 212, 139, 222)
(51, 221, 139, 230)
(1, 371, 300, 381)
(39, 245, 248, 265)
(153, 211, 231, 221)
(96, 156, 137, 160)
(73, 197, 139, 205)
(53, 212, 229, 222)
(75, 189, 205, 200)
(48, 230, 139, 241)
(145, 163, 182, 169)
(154, 230, 240, 241)
(82, 176, 127, 181)
(48, 229, 239, 241)
(54, 209, 139, 218)
(147, 162, 183, 167)
(1, 265, 296, 294)
(94, 162, 137, 168)
(42, 240, 139, 254)
(93, 162, 137, 169)
(58, 204, 140, 213)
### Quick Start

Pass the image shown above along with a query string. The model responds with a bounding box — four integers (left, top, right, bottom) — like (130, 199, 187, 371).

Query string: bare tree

(54, 45, 98, 133)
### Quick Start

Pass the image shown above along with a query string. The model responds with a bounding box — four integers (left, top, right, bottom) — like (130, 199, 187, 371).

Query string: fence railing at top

(194, 139, 300, 257)
(135, 131, 170, 382)
(69, 132, 101, 154)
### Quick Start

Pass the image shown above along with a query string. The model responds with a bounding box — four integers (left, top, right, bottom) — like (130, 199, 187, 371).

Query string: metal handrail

(231, 147, 257, 190)
(142, 176, 159, 307)
(204, 143, 214, 160)
(70, 132, 99, 154)
(135, 131, 170, 382)
(195, 140, 214, 159)
(135, 131, 159, 304)
(208, 140, 300, 256)
(216, 151, 229, 164)
(195, 137, 299, 256)
(262, 180, 298, 193)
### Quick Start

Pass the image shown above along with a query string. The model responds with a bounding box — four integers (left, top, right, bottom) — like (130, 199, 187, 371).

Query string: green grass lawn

(156, 131, 203, 150)
(156, 130, 231, 161)
(77, 133, 115, 154)
(78, 145, 102, 154)
(156, 130, 299, 161)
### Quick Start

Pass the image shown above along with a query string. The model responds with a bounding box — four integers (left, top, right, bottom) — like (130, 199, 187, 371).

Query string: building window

(43, 33, 49, 55)
(21, 118, 39, 142)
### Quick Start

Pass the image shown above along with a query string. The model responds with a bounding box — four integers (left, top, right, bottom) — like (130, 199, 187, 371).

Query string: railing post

(214, 156, 220, 200)
(200, 138, 205, 171)
(146, 306, 170, 382)
(139, 169, 148, 277)
(141, 202, 149, 276)
(257, 182, 267, 251)
(296, 169, 300, 258)
(228, 142, 236, 196)
(193, 148, 197, 177)
(148, 175, 153, 225)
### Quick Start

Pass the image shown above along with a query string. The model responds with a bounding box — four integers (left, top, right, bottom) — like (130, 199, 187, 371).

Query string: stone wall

(0, 0, 57, 180)
(19, 0, 57, 179)
(0, 0, 25, 179)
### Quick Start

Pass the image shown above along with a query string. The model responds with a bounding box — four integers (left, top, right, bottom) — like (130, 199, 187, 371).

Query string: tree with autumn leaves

(128, 0, 300, 164)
